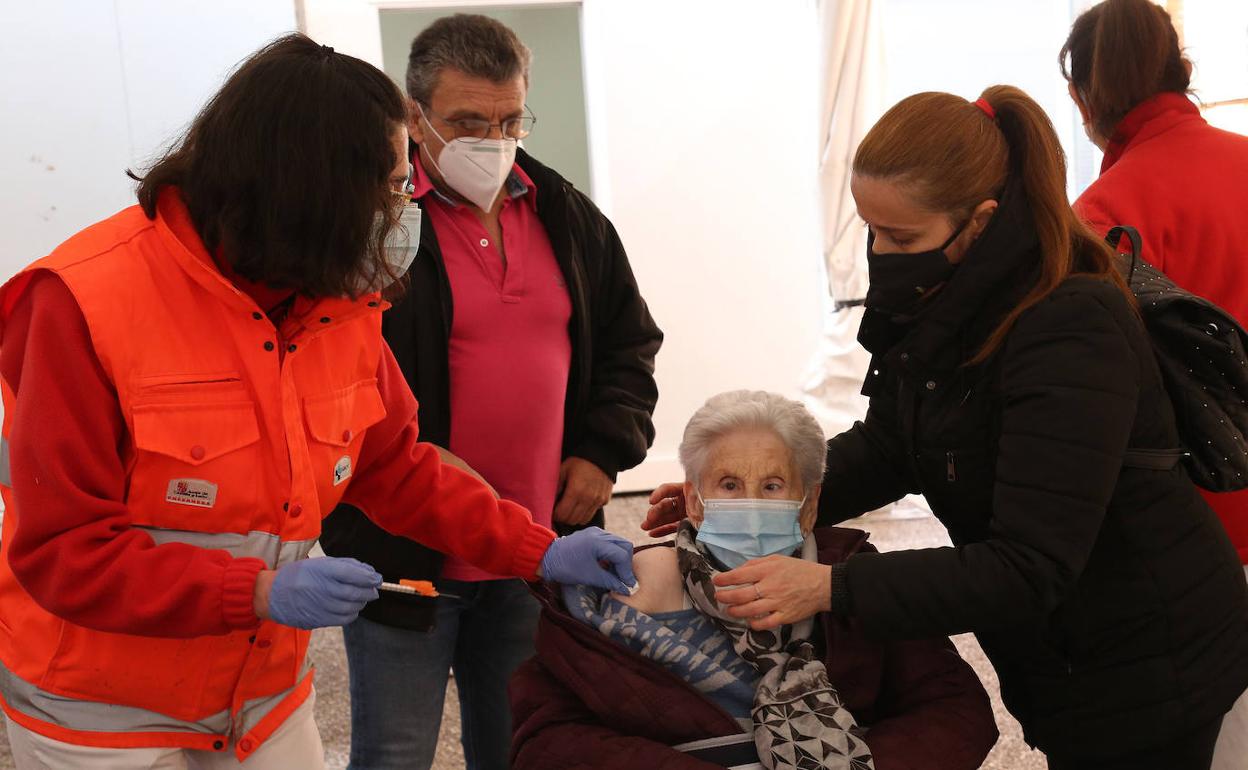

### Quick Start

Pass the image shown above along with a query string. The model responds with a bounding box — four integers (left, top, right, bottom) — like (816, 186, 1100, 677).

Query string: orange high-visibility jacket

(0, 190, 553, 760)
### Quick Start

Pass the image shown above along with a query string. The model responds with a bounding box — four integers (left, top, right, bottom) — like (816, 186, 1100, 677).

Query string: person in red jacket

(1061, 2, 1248, 766)
(511, 391, 997, 770)
(1063, 0, 1248, 564)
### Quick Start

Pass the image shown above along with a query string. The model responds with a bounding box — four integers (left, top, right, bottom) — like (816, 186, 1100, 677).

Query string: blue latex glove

(539, 526, 637, 594)
(268, 557, 382, 629)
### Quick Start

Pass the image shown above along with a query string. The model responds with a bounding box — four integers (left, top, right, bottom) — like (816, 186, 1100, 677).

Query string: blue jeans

(342, 578, 540, 770)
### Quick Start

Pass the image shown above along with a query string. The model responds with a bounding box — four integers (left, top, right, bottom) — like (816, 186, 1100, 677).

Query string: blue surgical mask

(694, 495, 806, 570)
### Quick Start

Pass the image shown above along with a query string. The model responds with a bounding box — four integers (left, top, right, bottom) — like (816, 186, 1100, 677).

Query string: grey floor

(0, 495, 1047, 769)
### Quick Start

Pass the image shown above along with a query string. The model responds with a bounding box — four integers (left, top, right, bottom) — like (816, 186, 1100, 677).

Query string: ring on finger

(753, 584, 763, 601)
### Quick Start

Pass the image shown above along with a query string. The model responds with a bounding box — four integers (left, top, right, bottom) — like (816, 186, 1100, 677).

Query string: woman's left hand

(713, 555, 832, 631)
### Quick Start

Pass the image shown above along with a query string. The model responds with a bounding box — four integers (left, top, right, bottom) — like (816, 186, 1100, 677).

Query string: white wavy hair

(678, 390, 827, 490)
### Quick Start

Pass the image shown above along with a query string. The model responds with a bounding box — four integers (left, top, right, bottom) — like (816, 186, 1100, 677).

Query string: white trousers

(1211, 566, 1248, 770)
(5, 688, 325, 770)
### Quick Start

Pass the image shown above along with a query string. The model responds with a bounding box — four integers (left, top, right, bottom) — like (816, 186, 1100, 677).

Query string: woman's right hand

(257, 557, 382, 629)
(641, 482, 687, 537)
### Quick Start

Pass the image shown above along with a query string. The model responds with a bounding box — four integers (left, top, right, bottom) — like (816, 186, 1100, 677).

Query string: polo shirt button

(320, 316, 331, 324)
(239, 739, 253, 752)
(213, 740, 225, 751)
(287, 344, 297, 353)
(342, 430, 352, 443)
(900, 352, 910, 362)
(264, 341, 275, 352)
(925, 381, 937, 391)
(289, 503, 303, 518)
(251, 312, 263, 321)
(480, 238, 489, 247)
(190, 445, 206, 461)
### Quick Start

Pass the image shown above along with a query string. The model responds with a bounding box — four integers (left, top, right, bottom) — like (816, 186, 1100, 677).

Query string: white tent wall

(577, 0, 826, 492)
(802, 0, 881, 456)
(0, 1, 298, 276)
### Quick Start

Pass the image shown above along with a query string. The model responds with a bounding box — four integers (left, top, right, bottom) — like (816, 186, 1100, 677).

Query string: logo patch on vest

(166, 478, 218, 508)
(334, 456, 353, 486)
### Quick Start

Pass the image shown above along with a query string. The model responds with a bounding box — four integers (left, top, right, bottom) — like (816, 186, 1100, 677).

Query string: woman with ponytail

(644, 85, 1248, 769)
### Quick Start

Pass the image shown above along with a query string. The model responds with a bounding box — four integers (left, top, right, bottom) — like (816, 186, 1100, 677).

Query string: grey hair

(678, 390, 827, 491)
(405, 14, 532, 105)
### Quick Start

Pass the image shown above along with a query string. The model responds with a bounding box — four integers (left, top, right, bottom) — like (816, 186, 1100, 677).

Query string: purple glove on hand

(269, 557, 382, 629)
(540, 526, 637, 594)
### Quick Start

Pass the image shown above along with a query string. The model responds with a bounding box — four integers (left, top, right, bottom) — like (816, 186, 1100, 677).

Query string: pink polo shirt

(412, 153, 572, 582)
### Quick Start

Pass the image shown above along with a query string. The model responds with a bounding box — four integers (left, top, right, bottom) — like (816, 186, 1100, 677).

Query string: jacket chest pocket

(128, 395, 262, 532)
(916, 445, 996, 543)
(303, 379, 387, 512)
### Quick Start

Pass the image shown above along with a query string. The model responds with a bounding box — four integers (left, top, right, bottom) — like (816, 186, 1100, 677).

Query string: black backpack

(1112, 226, 1248, 492)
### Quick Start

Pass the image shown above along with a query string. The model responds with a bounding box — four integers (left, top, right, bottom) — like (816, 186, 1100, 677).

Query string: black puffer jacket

(818, 186, 1248, 759)
(321, 149, 663, 631)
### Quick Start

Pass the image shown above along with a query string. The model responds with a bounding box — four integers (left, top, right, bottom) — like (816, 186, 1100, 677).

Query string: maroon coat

(510, 527, 998, 769)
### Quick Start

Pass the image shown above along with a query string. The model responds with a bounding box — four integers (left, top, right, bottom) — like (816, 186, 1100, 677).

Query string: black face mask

(863, 222, 966, 317)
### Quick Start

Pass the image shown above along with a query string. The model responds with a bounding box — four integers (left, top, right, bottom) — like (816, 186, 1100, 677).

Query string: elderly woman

(510, 391, 997, 770)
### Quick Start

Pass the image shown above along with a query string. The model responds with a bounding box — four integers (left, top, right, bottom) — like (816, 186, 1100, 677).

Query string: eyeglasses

(419, 103, 536, 142)
(389, 163, 415, 206)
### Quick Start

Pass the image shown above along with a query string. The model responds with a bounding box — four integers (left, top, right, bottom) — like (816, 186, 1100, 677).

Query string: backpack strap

(1110, 224, 1172, 472)
(1106, 225, 1144, 284)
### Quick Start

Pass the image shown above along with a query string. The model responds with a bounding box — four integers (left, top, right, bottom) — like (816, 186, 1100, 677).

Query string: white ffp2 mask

(420, 111, 517, 212)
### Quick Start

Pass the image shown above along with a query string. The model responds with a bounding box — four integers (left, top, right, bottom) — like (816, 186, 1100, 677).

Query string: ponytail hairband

(973, 98, 996, 120)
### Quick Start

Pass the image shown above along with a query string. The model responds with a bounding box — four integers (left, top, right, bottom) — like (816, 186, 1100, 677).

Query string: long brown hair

(130, 34, 408, 298)
(1060, 0, 1191, 140)
(853, 86, 1130, 364)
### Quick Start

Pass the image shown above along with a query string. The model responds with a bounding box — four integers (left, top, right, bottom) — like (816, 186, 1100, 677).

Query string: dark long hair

(1060, 0, 1191, 140)
(130, 34, 408, 298)
(854, 86, 1131, 364)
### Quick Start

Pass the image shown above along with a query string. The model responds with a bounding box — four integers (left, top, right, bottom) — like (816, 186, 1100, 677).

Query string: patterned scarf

(561, 583, 760, 720)
(675, 521, 874, 770)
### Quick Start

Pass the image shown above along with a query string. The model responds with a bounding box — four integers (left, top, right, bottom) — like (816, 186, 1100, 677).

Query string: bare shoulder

(610, 545, 686, 615)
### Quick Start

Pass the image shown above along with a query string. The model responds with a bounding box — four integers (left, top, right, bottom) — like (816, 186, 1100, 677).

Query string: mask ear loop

(417, 107, 451, 180)
(938, 218, 972, 252)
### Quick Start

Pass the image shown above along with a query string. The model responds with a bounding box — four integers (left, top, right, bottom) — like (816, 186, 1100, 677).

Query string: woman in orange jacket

(0, 34, 634, 770)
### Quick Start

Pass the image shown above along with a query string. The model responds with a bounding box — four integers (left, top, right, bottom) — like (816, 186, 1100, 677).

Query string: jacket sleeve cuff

(512, 523, 558, 582)
(830, 561, 853, 617)
(222, 557, 267, 630)
(568, 443, 621, 483)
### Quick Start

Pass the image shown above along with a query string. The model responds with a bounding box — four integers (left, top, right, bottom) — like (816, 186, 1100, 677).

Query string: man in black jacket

(320, 14, 661, 770)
